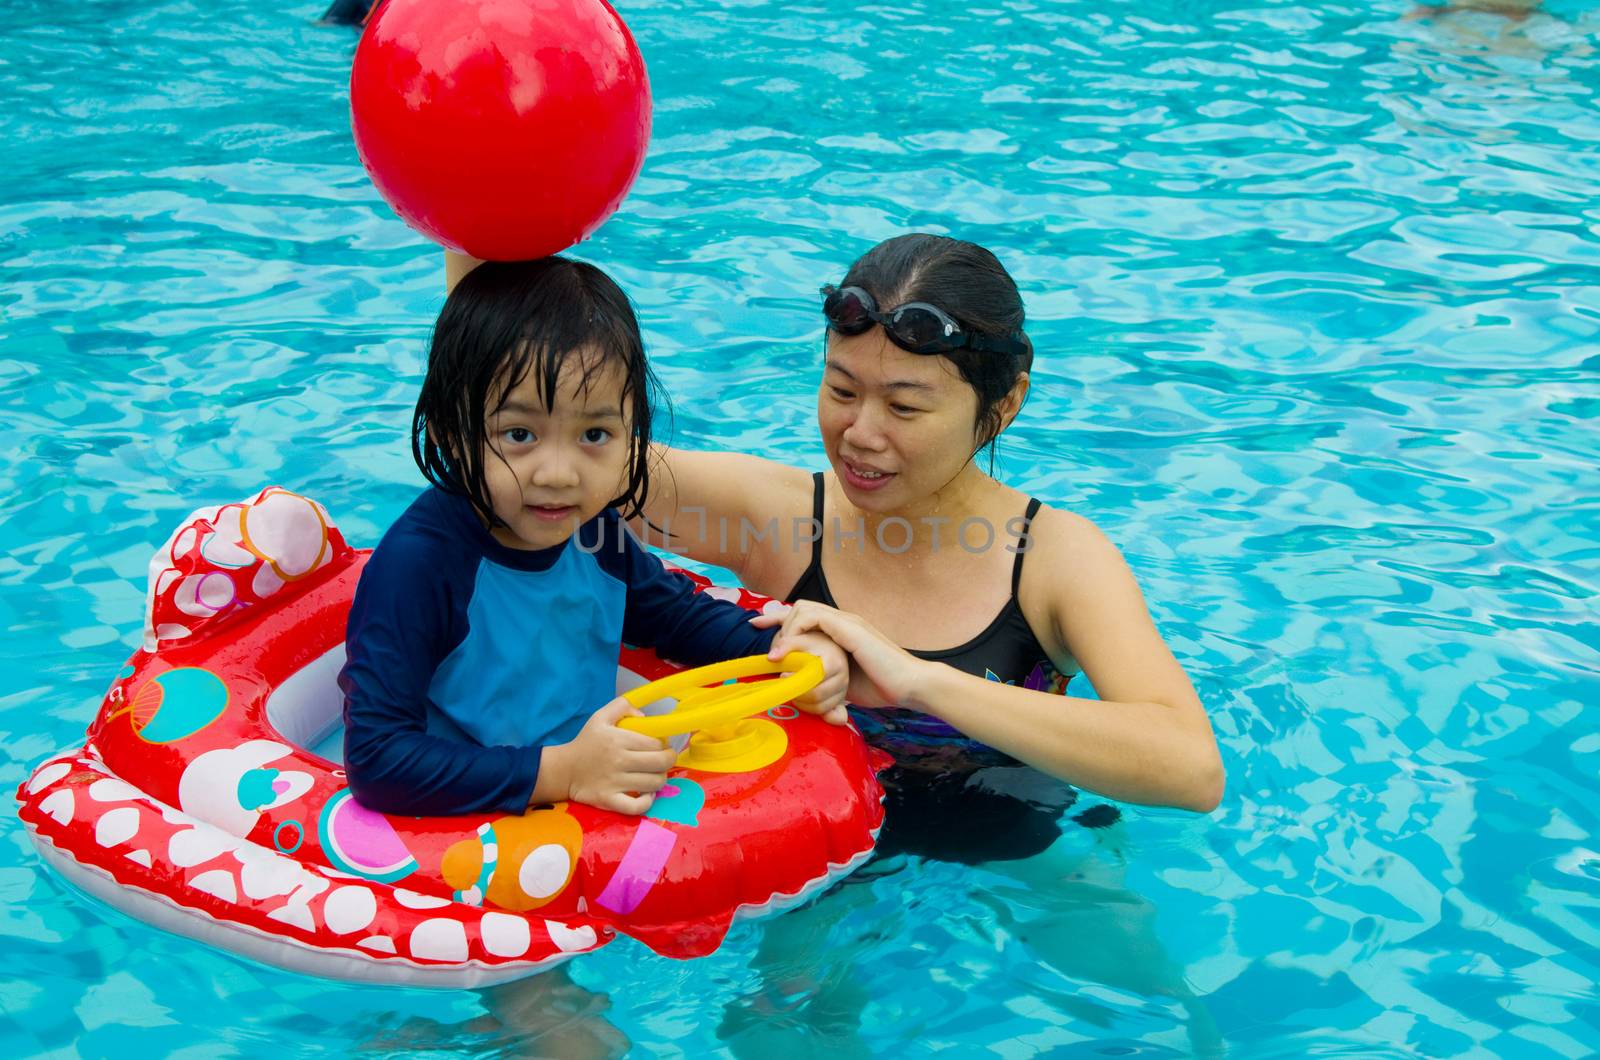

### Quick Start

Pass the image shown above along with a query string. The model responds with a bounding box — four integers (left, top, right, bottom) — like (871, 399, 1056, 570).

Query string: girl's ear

(425, 424, 451, 462)
(430, 423, 474, 469)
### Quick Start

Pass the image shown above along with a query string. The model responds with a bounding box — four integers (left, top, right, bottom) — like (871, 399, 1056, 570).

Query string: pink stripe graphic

(595, 820, 677, 915)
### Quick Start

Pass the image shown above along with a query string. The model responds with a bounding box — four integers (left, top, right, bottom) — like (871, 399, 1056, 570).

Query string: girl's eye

(582, 427, 612, 445)
(890, 404, 921, 416)
(828, 386, 855, 400)
(505, 427, 535, 445)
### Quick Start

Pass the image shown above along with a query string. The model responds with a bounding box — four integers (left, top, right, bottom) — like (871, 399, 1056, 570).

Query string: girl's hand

(767, 629, 849, 725)
(752, 602, 929, 710)
(558, 697, 678, 815)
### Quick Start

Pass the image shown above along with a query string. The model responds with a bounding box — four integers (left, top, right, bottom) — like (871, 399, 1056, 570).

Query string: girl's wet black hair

(836, 234, 1032, 467)
(413, 257, 660, 525)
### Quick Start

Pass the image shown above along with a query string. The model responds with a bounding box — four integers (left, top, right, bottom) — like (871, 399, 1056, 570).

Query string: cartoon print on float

(91, 487, 347, 749)
(441, 806, 584, 909)
(320, 789, 421, 884)
(178, 740, 316, 837)
(143, 486, 340, 650)
(595, 777, 705, 915)
(111, 667, 232, 744)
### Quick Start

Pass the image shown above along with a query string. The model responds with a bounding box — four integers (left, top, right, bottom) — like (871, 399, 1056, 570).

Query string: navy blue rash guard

(340, 487, 777, 817)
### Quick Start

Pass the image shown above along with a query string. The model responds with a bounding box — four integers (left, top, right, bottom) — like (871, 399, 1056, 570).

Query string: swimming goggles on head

(821, 284, 1029, 358)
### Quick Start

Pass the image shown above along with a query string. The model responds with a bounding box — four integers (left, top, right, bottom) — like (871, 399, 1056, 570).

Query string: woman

(450, 234, 1224, 861)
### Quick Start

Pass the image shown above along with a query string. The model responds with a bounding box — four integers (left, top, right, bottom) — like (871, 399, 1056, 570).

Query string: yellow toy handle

(617, 652, 822, 739)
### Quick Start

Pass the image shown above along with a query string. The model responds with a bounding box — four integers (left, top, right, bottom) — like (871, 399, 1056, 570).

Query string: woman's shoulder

(1025, 500, 1102, 544)
(1007, 500, 1139, 661)
(1019, 501, 1135, 593)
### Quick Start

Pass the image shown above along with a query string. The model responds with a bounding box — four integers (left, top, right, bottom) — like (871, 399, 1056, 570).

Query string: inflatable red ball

(350, 0, 651, 261)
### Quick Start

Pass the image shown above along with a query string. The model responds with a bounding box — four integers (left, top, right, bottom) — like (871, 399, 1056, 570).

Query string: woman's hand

(753, 601, 930, 710)
(769, 629, 850, 725)
(540, 697, 678, 815)
(444, 250, 484, 294)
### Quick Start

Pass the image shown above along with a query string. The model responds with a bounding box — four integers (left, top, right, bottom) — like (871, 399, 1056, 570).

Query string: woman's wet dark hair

(836, 234, 1032, 465)
(413, 257, 660, 524)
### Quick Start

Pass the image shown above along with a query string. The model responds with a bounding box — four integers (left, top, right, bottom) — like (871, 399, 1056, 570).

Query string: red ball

(350, 0, 651, 261)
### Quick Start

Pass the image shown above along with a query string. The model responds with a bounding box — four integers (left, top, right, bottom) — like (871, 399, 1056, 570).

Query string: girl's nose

(530, 445, 581, 489)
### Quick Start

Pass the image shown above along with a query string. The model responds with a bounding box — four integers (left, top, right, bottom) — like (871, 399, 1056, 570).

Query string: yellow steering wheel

(617, 652, 821, 773)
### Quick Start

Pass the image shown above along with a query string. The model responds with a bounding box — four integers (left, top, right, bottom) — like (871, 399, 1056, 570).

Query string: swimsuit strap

(780, 472, 836, 607)
(1010, 498, 1042, 597)
(810, 471, 826, 567)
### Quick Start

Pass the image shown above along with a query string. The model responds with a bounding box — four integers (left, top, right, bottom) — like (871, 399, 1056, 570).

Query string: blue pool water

(3, 0, 1598, 1054)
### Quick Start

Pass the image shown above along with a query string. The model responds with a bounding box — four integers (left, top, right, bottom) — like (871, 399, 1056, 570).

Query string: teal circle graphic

(273, 819, 304, 855)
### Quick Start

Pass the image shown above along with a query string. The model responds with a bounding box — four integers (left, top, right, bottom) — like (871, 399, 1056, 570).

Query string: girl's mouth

(528, 504, 578, 522)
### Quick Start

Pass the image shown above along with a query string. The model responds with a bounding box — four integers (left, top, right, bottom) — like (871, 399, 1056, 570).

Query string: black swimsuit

(788, 475, 1066, 697)
(786, 473, 1110, 862)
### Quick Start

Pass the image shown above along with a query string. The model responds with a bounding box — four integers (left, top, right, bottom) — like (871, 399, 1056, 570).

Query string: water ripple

(2, 0, 1599, 1055)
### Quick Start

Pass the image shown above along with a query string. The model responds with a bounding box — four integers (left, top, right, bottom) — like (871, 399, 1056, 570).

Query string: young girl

(339, 257, 847, 818)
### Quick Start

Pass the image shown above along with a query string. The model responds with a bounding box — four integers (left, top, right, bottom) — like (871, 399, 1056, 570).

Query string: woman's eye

(582, 427, 612, 445)
(504, 427, 535, 445)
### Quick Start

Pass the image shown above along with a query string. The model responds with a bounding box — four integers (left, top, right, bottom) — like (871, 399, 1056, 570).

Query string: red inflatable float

(350, 0, 652, 260)
(16, 488, 886, 986)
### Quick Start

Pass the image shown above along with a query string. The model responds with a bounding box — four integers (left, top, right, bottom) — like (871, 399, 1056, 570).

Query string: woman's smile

(840, 457, 896, 491)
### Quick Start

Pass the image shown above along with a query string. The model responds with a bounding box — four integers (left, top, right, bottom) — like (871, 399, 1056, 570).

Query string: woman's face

(816, 329, 984, 512)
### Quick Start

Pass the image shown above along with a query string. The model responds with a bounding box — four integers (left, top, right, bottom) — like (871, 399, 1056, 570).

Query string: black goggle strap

(822, 284, 1027, 357)
(965, 332, 1031, 358)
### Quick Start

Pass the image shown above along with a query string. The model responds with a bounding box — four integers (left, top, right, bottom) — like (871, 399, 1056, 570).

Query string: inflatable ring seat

(16, 487, 888, 987)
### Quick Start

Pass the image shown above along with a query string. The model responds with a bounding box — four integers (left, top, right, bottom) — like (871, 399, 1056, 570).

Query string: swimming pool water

(3, 0, 1598, 1055)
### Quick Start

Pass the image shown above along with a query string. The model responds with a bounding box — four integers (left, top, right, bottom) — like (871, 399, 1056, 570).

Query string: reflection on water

(367, 969, 631, 1058)
(717, 831, 1227, 1058)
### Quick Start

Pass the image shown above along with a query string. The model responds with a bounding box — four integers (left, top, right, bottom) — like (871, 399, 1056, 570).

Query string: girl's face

(481, 353, 632, 551)
(816, 329, 985, 512)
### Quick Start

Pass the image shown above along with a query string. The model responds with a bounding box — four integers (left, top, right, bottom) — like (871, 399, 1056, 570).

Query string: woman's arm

(632, 445, 812, 588)
(445, 250, 482, 293)
(914, 665, 1223, 813)
(760, 514, 1225, 813)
